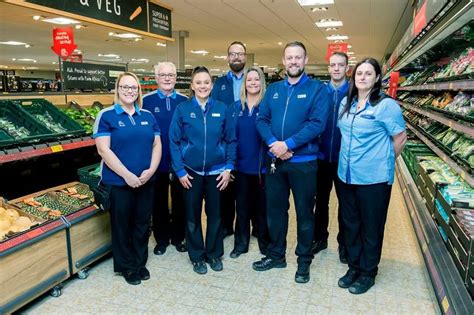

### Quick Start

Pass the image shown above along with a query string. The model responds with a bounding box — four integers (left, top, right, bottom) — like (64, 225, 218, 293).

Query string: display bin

(448, 209, 473, 256)
(415, 174, 435, 213)
(0, 197, 46, 242)
(418, 164, 437, 195)
(77, 163, 101, 188)
(11, 98, 87, 139)
(0, 100, 54, 148)
(446, 237, 468, 281)
(433, 201, 450, 243)
(0, 220, 69, 314)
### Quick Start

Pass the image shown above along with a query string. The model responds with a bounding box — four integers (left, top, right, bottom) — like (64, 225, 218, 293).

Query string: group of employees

(93, 40, 407, 295)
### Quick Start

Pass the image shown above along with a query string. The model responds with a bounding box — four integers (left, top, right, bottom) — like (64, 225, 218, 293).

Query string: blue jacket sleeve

(169, 105, 187, 178)
(256, 86, 277, 146)
(284, 83, 330, 150)
(224, 105, 237, 170)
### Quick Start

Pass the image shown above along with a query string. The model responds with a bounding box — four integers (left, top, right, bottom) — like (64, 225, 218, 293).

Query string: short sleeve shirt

(93, 103, 161, 186)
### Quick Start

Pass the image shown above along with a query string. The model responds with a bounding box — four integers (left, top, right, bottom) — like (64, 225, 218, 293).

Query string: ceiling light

(52, 62, 56, 64)
(326, 35, 349, 40)
(0, 41, 28, 46)
(25, 44, 31, 48)
(12, 58, 37, 63)
(130, 58, 150, 63)
(32, 15, 42, 20)
(311, 7, 328, 12)
(22, 66, 39, 70)
(298, 0, 334, 6)
(133, 68, 146, 72)
(253, 63, 259, 66)
(210, 68, 221, 72)
(278, 42, 283, 46)
(348, 45, 352, 49)
(134, 38, 143, 42)
(190, 50, 209, 55)
(0, 65, 9, 69)
(214, 55, 227, 59)
(75, 24, 86, 29)
(42, 17, 80, 25)
(316, 19, 343, 28)
(98, 53, 121, 58)
(185, 64, 193, 68)
(347, 52, 354, 55)
(156, 42, 167, 47)
(325, 27, 338, 31)
(109, 32, 141, 39)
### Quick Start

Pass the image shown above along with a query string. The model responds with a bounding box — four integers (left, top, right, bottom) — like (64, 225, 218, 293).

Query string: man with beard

(211, 41, 247, 238)
(253, 42, 329, 284)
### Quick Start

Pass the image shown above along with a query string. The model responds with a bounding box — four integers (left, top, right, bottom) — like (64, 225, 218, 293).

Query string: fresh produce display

(454, 209, 474, 237)
(430, 48, 474, 81)
(61, 108, 94, 134)
(0, 117, 31, 139)
(398, 91, 474, 117)
(443, 92, 474, 116)
(0, 206, 38, 240)
(34, 111, 68, 133)
(400, 65, 439, 86)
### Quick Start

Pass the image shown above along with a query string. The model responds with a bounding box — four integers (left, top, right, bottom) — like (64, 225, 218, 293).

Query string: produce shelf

(396, 158, 473, 314)
(405, 122, 474, 187)
(0, 137, 95, 164)
(399, 80, 474, 91)
(400, 102, 474, 138)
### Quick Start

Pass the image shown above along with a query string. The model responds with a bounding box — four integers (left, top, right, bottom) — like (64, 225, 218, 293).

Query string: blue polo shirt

(337, 96, 405, 185)
(93, 103, 161, 186)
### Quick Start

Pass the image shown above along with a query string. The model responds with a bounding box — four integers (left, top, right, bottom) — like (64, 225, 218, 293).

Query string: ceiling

(0, 0, 413, 76)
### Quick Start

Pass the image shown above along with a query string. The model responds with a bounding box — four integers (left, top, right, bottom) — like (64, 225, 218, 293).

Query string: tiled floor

(22, 179, 439, 314)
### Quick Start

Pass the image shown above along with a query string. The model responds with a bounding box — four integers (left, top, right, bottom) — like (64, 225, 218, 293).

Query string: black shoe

(153, 245, 167, 255)
(123, 271, 141, 285)
(207, 258, 223, 271)
(311, 240, 328, 255)
(138, 267, 150, 281)
(252, 256, 287, 271)
(295, 264, 310, 284)
(223, 228, 234, 238)
(230, 249, 244, 259)
(192, 261, 207, 275)
(338, 270, 360, 288)
(338, 246, 348, 264)
(349, 275, 375, 294)
(174, 241, 187, 253)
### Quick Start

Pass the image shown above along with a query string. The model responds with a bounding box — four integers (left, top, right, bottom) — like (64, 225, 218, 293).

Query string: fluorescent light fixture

(42, 17, 80, 25)
(325, 27, 338, 31)
(109, 32, 141, 39)
(298, 0, 334, 6)
(133, 68, 146, 72)
(156, 42, 167, 47)
(311, 7, 328, 12)
(130, 58, 150, 63)
(214, 55, 227, 59)
(0, 41, 28, 46)
(253, 63, 259, 66)
(98, 53, 120, 58)
(75, 24, 87, 29)
(185, 64, 193, 68)
(347, 52, 355, 55)
(0, 65, 9, 69)
(12, 58, 37, 63)
(190, 50, 209, 55)
(210, 68, 221, 71)
(32, 15, 42, 20)
(326, 34, 348, 40)
(278, 42, 283, 45)
(52, 62, 57, 65)
(315, 19, 343, 28)
(22, 66, 39, 70)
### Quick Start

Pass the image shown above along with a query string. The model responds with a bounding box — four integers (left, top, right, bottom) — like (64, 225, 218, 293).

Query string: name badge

(366, 110, 374, 114)
(361, 114, 375, 120)
(297, 94, 306, 99)
(212, 113, 221, 117)
(141, 121, 149, 125)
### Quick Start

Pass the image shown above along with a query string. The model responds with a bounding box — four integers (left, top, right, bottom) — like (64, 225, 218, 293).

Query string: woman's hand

(124, 172, 142, 188)
(179, 174, 193, 189)
(138, 168, 155, 185)
(216, 170, 231, 191)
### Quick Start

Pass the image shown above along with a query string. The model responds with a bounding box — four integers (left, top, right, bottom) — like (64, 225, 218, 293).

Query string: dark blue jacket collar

(284, 73, 309, 87)
(327, 79, 349, 94)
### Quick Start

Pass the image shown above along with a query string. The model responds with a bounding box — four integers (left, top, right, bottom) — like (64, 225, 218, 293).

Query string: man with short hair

(211, 41, 248, 238)
(312, 52, 350, 263)
(143, 62, 188, 255)
(253, 42, 330, 284)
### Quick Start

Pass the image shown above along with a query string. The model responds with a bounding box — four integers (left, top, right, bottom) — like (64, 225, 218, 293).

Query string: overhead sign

(9, 0, 173, 40)
(62, 61, 125, 90)
(325, 43, 348, 61)
(51, 27, 77, 60)
(412, 0, 428, 37)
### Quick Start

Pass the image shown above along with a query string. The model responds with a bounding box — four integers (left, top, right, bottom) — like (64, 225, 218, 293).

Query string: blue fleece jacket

(169, 97, 237, 178)
(319, 80, 349, 163)
(256, 74, 330, 162)
(211, 72, 235, 105)
(233, 100, 266, 174)
(143, 89, 187, 172)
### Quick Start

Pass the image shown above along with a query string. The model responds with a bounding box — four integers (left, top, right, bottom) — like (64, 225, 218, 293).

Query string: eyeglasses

(228, 52, 246, 58)
(157, 73, 176, 79)
(119, 85, 139, 92)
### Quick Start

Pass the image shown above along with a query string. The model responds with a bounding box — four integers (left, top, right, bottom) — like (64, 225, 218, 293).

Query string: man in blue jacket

(253, 42, 330, 284)
(211, 41, 247, 238)
(313, 52, 350, 263)
(143, 62, 188, 256)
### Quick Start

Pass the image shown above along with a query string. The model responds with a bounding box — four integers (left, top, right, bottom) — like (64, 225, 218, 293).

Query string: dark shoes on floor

(295, 264, 310, 284)
(123, 271, 141, 285)
(349, 275, 375, 294)
(338, 246, 348, 264)
(192, 261, 208, 275)
(153, 245, 167, 255)
(230, 249, 248, 259)
(311, 240, 328, 255)
(138, 267, 150, 281)
(174, 241, 187, 253)
(207, 258, 223, 271)
(252, 256, 287, 271)
(338, 269, 360, 288)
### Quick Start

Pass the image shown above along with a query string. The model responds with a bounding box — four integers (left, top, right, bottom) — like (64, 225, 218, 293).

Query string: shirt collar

(191, 96, 213, 108)
(350, 98, 371, 114)
(157, 89, 177, 99)
(227, 71, 244, 81)
(114, 103, 141, 115)
(284, 73, 309, 87)
(328, 79, 349, 93)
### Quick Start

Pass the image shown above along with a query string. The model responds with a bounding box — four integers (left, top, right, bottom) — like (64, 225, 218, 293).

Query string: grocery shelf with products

(387, 2, 474, 312)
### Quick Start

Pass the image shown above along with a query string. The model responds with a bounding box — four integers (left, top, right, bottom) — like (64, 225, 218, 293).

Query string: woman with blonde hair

(94, 72, 162, 285)
(230, 66, 270, 258)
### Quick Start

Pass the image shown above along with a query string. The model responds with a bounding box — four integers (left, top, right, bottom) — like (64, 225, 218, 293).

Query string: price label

(50, 145, 64, 153)
(442, 297, 449, 312)
(460, 171, 465, 179)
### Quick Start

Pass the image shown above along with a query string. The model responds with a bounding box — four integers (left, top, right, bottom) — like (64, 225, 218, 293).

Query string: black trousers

(314, 160, 345, 246)
(337, 179, 392, 278)
(183, 169, 223, 263)
(234, 172, 270, 253)
(108, 181, 154, 273)
(265, 158, 317, 265)
(152, 171, 185, 248)
(221, 180, 236, 233)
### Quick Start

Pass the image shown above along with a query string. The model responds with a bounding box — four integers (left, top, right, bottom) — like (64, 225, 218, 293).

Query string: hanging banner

(412, 0, 428, 36)
(51, 27, 78, 60)
(387, 71, 400, 98)
(325, 43, 348, 61)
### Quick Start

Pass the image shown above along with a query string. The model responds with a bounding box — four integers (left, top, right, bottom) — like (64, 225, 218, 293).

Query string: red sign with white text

(412, 0, 427, 37)
(51, 27, 77, 60)
(325, 43, 348, 61)
(388, 71, 400, 98)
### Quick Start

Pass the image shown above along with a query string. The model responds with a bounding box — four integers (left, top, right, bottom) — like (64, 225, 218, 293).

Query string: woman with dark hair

(230, 66, 270, 258)
(169, 66, 236, 274)
(336, 58, 407, 294)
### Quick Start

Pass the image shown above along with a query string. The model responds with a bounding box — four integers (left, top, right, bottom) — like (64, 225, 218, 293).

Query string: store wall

(14, 70, 58, 79)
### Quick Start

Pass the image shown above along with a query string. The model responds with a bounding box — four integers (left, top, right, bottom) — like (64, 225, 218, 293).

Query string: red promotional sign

(51, 27, 77, 60)
(387, 71, 400, 98)
(412, 0, 427, 37)
(325, 43, 348, 61)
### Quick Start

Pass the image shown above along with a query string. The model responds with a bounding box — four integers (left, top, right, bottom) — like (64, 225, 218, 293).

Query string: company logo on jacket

(118, 121, 125, 127)
(273, 92, 279, 99)
(154, 107, 160, 113)
(190, 112, 196, 118)
(221, 85, 226, 90)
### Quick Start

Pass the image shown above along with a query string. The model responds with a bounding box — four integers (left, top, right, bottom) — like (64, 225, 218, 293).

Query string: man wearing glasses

(143, 62, 188, 256)
(211, 41, 248, 239)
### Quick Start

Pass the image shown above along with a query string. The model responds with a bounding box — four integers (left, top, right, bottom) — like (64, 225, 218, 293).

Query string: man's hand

(269, 141, 289, 158)
(279, 150, 294, 160)
(216, 170, 231, 191)
(179, 174, 193, 189)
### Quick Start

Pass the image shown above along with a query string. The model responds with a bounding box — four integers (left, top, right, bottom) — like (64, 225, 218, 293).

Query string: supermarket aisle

(23, 177, 439, 314)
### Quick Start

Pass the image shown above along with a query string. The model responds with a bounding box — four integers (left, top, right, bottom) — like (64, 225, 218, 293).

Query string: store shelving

(399, 79, 474, 91)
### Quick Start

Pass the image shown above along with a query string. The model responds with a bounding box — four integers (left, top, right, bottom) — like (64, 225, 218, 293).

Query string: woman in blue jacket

(336, 58, 407, 294)
(231, 66, 270, 258)
(169, 66, 236, 274)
